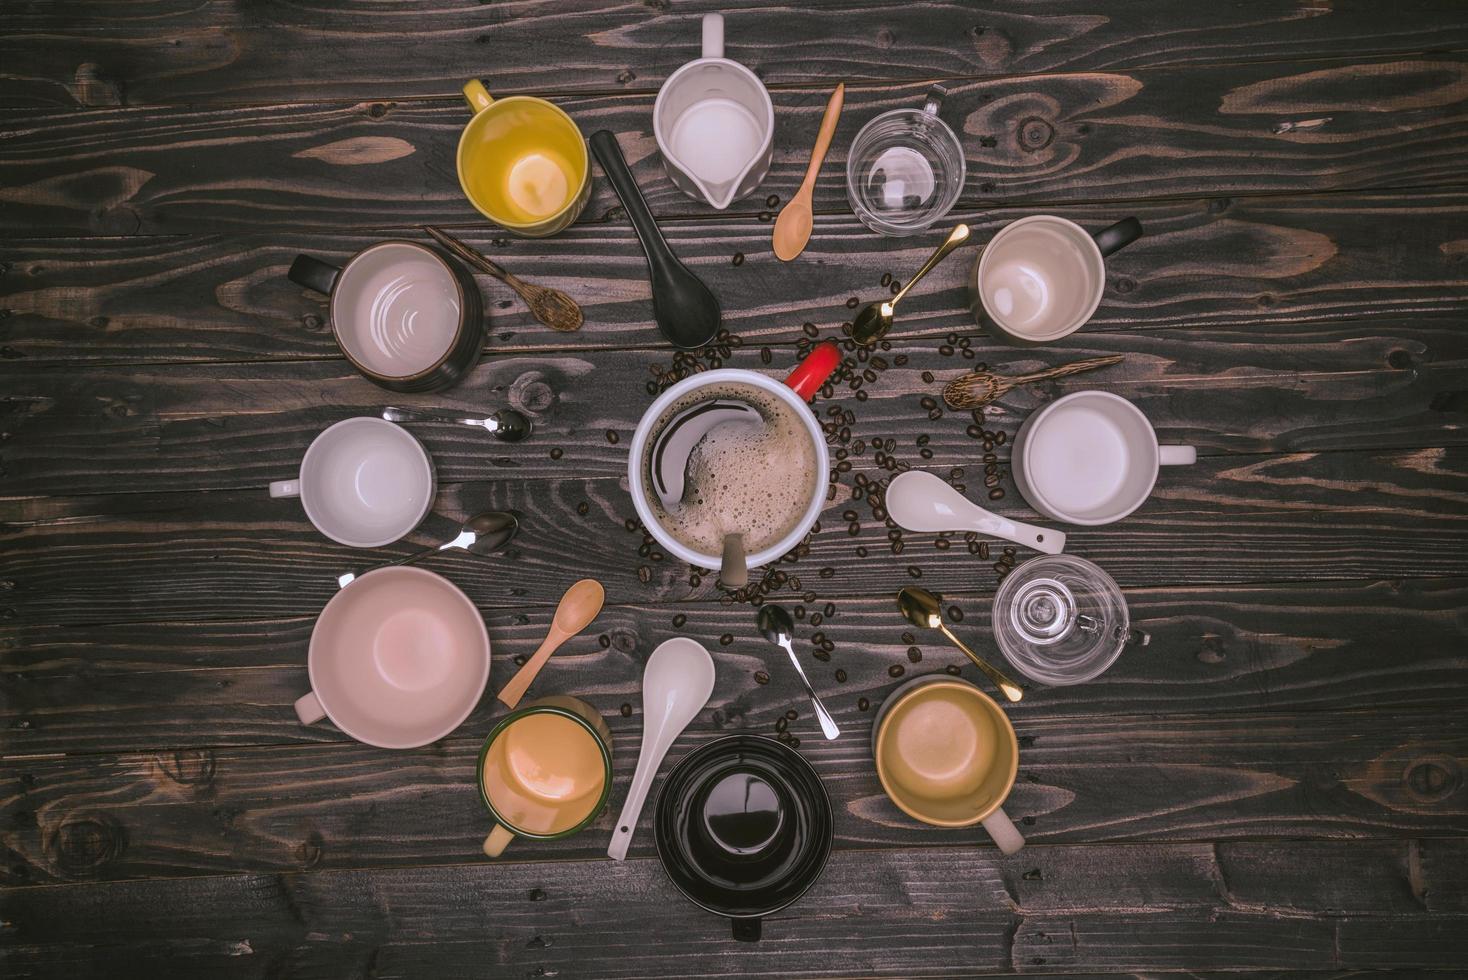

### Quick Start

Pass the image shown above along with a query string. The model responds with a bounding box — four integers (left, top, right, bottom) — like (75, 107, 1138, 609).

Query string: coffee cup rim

(476, 700, 613, 840)
(1015, 389, 1160, 525)
(307, 566, 491, 749)
(872, 675, 1019, 828)
(329, 240, 474, 383)
(455, 95, 591, 231)
(975, 214, 1106, 342)
(627, 368, 830, 571)
(299, 417, 435, 547)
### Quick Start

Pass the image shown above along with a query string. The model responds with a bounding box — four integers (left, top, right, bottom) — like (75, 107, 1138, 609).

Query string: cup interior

(846, 109, 965, 236)
(458, 97, 588, 228)
(300, 418, 433, 547)
(332, 243, 462, 379)
(979, 216, 1103, 340)
(1023, 393, 1158, 523)
(656, 62, 771, 193)
(309, 567, 490, 748)
(480, 708, 609, 837)
(875, 679, 1017, 826)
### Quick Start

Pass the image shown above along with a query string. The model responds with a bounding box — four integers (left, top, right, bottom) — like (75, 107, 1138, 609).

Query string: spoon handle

(780, 639, 841, 740)
(965, 508, 1065, 556)
(607, 733, 660, 862)
(336, 543, 439, 589)
(589, 131, 679, 294)
(1007, 354, 1126, 387)
(890, 225, 970, 307)
(800, 83, 845, 189)
(497, 629, 565, 709)
(938, 623, 1024, 703)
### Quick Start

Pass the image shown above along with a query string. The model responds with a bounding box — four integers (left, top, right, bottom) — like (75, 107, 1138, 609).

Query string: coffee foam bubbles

(645, 381, 819, 557)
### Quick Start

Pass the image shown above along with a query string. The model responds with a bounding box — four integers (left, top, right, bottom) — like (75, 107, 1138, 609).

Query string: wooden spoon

(772, 83, 844, 262)
(423, 226, 583, 332)
(942, 355, 1125, 410)
(497, 579, 606, 708)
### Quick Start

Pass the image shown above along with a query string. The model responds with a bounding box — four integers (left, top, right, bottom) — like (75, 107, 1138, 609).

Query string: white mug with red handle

(628, 342, 841, 575)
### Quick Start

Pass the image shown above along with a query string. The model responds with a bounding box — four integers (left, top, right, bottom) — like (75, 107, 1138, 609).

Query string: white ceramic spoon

(607, 637, 717, 862)
(886, 470, 1066, 555)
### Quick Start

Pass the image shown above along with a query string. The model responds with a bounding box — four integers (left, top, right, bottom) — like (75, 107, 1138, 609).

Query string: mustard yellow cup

(456, 80, 592, 238)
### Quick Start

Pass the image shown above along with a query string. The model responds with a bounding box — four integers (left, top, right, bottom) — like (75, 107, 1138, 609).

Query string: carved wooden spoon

(497, 579, 605, 708)
(424, 226, 583, 332)
(942, 355, 1124, 409)
(773, 83, 844, 262)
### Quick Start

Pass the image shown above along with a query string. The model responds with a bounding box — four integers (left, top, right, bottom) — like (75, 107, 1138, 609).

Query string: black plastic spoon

(589, 130, 720, 350)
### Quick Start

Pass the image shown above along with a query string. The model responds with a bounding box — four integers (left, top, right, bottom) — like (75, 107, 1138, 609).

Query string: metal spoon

(589, 130, 720, 350)
(757, 604, 840, 739)
(897, 587, 1023, 702)
(382, 406, 531, 442)
(852, 224, 971, 346)
(497, 579, 606, 708)
(607, 636, 716, 861)
(336, 511, 519, 588)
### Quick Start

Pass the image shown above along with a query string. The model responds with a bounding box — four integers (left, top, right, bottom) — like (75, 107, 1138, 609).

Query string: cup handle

(922, 82, 949, 116)
(294, 691, 326, 725)
(701, 13, 724, 59)
(463, 79, 493, 114)
(1159, 444, 1197, 466)
(287, 255, 340, 296)
(1093, 217, 1143, 257)
(783, 341, 841, 401)
(269, 479, 301, 498)
(482, 824, 515, 858)
(719, 533, 748, 588)
(731, 916, 761, 942)
(981, 806, 1025, 855)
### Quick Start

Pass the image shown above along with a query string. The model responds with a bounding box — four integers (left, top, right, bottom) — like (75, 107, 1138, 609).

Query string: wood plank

(3, 191, 1464, 365)
(4, 305, 1468, 498)
(2, 703, 1464, 884)
(4, 576, 1466, 752)
(4, 445, 1468, 629)
(4, 0, 1467, 107)
(4, 58, 1468, 236)
(2, 840, 1465, 977)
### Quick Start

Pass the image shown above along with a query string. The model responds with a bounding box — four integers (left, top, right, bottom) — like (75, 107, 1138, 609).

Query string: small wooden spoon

(772, 83, 844, 262)
(497, 579, 605, 708)
(424, 226, 584, 332)
(942, 355, 1125, 410)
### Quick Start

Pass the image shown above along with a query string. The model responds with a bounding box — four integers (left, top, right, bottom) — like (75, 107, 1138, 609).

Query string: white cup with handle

(653, 13, 774, 210)
(270, 417, 436, 547)
(1012, 390, 1195, 525)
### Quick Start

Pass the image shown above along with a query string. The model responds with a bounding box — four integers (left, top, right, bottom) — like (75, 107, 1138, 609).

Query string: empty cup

(269, 417, 435, 548)
(654, 13, 774, 210)
(846, 85, 965, 237)
(1012, 390, 1196, 525)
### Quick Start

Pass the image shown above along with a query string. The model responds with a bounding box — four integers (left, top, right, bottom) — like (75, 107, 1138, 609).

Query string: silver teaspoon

(382, 406, 531, 442)
(337, 511, 519, 588)
(757, 603, 840, 740)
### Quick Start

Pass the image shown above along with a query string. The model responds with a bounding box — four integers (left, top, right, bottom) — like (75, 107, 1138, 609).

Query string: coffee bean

(812, 648, 831, 662)
(880, 272, 892, 286)
(754, 671, 770, 685)
(891, 540, 905, 554)
(928, 409, 942, 421)
(935, 538, 950, 550)
(732, 252, 745, 266)
(810, 612, 823, 627)
(637, 565, 652, 583)
(858, 697, 871, 711)
(856, 389, 869, 401)
(890, 281, 901, 294)
(690, 573, 702, 588)
(759, 211, 772, 222)
(863, 369, 877, 382)
(605, 429, 619, 444)
(760, 346, 773, 364)
(985, 474, 1000, 487)
(907, 646, 922, 662)
(513, 654, 528, 666)
(794, 605, 805, 619)
(906, 565, 921, 578)
(624, 517, 638, 532)
(948, 605, 964, 622)
(846, 297, 859, 309)
(996, 431, 1007, 445)
(673, 613, 687, 628)
(939, 345, 954, 356)
(598, 633, 611, 648)
(871, 356, 888, 370)
(888, 664, 906, 678)
(919, 447, 934, 459)
(621, 702, 633, 717)
(968, 542, 981, 554)
(984, 452, 997, 463)
(802, 322, 819, 338)
(989, 488, 1005, 500)
(549, 447, 564, 460)
(834, 668, 848, 682)
(979, 542, 990, 559)
(962, 348, 975, 359)
(766, 194, 780, 208)
(945, 664, 962, 676)
(920, 396, 937, 410)
(576, 501, 590, 516)
(921, 370, 934, 383)
(775, 717, 788, 733)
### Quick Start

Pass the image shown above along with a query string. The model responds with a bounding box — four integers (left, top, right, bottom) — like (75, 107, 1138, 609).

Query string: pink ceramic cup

(295, 566, 491, 748)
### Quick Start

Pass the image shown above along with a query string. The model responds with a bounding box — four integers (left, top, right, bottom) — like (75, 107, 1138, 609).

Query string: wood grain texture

(3, 57, 1467, 235)
(4, 190, 1465, 364)
(4, 577, 1467, 753)
(4, 0, 1468, 107)
(2, 840, 1465, 978)
(3, 446, 1468, 630)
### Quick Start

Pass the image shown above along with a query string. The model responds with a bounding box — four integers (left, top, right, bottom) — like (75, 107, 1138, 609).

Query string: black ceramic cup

(289, 240, 484, 393)
(654, 734, 833, 941)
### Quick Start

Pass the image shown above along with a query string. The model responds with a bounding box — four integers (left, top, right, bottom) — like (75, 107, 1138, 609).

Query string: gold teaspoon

(897, 587, 1023, 702)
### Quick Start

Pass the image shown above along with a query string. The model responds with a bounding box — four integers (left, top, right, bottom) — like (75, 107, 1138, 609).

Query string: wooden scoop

(497, 579, 606, 708)
(772, 83, 844, 262)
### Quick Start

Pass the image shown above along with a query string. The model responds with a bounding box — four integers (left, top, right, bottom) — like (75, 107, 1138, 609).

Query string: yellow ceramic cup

(477, 695, 612, 858)
(456, 80, 591, 238)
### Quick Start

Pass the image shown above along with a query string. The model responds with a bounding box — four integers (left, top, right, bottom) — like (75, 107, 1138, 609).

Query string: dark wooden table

(4, 2, 1468, 976)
